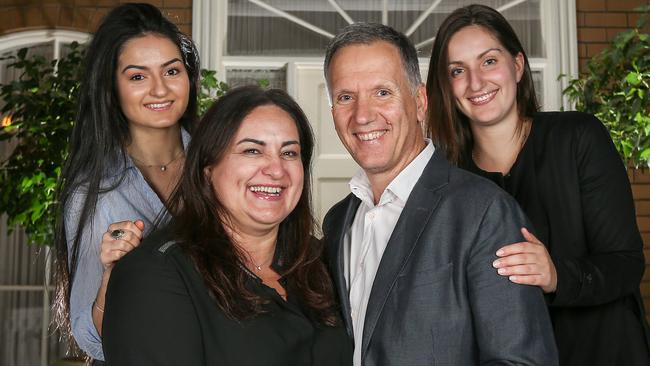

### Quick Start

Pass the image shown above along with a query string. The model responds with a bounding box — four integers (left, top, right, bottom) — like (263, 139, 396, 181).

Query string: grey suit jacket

(323, 151, 558, 366)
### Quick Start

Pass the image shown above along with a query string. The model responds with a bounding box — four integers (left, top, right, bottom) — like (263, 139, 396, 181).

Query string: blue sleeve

(65, 188, 108, 361)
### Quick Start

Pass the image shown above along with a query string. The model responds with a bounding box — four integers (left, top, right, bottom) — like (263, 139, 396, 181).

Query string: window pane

(226, 66, 287, 90)
(227, 0, 543, 58)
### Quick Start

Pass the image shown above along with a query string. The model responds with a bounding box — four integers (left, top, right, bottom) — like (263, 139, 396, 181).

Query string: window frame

(193, 0, 578, 110)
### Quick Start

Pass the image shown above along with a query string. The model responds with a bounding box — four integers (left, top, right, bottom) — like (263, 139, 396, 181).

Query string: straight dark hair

(425, 4, 539, 164)
(53, 2, 200, 340)
(168, 85, 339, 326)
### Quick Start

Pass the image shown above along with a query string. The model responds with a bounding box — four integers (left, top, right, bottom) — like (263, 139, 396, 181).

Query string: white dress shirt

(344, 140, 434, 366)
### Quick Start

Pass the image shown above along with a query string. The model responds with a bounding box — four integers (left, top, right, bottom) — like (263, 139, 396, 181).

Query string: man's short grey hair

(324, 22, 422, 92)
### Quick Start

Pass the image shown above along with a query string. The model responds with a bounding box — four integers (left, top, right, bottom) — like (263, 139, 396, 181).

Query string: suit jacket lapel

(361, 152, 450, 361)
(327, 194, 361, 340)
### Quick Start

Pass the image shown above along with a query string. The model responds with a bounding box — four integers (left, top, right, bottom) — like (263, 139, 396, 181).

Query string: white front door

(288, 62, 359, 225)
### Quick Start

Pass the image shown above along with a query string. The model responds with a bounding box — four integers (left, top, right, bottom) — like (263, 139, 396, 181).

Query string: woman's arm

(550, 114, 644, 306)
(65, 191, 109, 361)
(492, 113, 644, 306)
(92, 219, 144, 335)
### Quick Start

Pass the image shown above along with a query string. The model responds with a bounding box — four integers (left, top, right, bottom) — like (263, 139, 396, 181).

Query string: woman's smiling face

(447, 25, 524, 128)
(206, 104, 304, 236)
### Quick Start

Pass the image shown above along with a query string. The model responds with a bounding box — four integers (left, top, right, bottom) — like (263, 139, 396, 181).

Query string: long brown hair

(168, 86, 339, 325)
(425, 4, 539, 165)
(53, 2, 199, 347)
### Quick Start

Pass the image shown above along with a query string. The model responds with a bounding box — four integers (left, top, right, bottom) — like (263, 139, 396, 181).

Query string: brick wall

(577, 0, 650, 321)
(577, 0, 649, 70)
(0, 0, 192, 36)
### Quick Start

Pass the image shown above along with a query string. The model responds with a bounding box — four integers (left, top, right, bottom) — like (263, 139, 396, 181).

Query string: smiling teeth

(250, 186, 282, 194)
(357, 130, 387, 141)
(146, 102, 172, 109)
(469, 91, 497, 103)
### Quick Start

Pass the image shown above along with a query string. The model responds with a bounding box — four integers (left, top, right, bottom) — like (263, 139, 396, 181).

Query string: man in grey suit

(322, 23, 558, 366)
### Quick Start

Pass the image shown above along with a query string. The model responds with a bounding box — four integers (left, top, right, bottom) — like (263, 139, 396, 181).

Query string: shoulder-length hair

(425, 4, 539, 165)
(169, 85, 339, 326)
(53, 2, 200, 337)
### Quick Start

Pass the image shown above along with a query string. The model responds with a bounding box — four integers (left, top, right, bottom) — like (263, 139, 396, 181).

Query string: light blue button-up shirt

(64, 129, 189, 361)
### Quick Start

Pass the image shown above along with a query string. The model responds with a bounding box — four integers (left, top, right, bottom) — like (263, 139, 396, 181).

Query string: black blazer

(323, 150, 558, 366)
(464, 112, 650, 365)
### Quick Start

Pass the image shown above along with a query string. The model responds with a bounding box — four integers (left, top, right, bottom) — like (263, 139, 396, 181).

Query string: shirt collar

(349, 139, 435, 206)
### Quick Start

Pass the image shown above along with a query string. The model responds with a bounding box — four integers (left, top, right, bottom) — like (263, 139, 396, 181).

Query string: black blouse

(102, 228, 352, 366)
(463, 111, 650, 366)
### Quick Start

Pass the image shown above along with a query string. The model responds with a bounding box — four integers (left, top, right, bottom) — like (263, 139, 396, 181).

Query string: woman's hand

(493, 227, 557, 293)
(100, 220, 145, 271)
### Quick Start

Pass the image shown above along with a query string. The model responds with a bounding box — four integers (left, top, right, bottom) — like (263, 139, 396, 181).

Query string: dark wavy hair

(53, 2, 200, 341)
(425, 4, 539, 164)
(168, 85, 339, 326)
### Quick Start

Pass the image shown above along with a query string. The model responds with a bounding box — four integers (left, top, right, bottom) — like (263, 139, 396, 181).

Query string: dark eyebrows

(448, 48, 503, 66)
(282, 140, 300, 147)
(121, 57, 183, 74)
(236, 138, 300, 147)
(237, 138, 265, 146)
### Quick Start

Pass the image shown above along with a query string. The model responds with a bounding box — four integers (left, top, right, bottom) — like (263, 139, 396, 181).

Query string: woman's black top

(102, 227, 352, 366)
(463, 111, 650, 365)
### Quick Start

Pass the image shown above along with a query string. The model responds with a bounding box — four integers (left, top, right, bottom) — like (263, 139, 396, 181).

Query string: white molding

(541, 0, 578, 111)
(558, 0, 579, 110)
(0, 29, 90, 53)
(193, 0, 227, 77)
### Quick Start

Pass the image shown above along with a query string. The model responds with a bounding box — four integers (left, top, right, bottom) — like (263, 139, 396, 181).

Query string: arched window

(192, 0, 578, 223)
(0, 29, 89, 366)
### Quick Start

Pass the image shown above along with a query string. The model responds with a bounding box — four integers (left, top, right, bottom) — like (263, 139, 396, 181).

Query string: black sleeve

(551, 114, 645, 306)
(102, 245, 204, 365)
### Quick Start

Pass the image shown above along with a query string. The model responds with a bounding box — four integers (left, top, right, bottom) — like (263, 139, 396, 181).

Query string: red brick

(578, 43, 587, 57)
(578, 27, 608, 42)
(637, 216, 650, 231)
(162, 0, 192, 7)
(635, 200, 650, 215)
(607, 27, 632, 41)
(72, 7, 93, 31)
(585, 12, 629, 26)
(58, 5, 74, 28)
(629, 168, 650, 183)
(89, 7, 110, 32)
(24, 5, 46, 28)
(577, 0, 607, 11)
(0, 7, 24, 34)
(606, 0, 648, 11)
(586, 42, 608, 57)
(633, 185, 650, 199)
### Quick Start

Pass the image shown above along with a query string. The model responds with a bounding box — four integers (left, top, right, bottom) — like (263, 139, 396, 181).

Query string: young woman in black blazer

(426, 4, 650, 365)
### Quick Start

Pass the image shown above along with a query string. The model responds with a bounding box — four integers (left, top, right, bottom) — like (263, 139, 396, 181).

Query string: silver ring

(110, 229, 125, 240)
